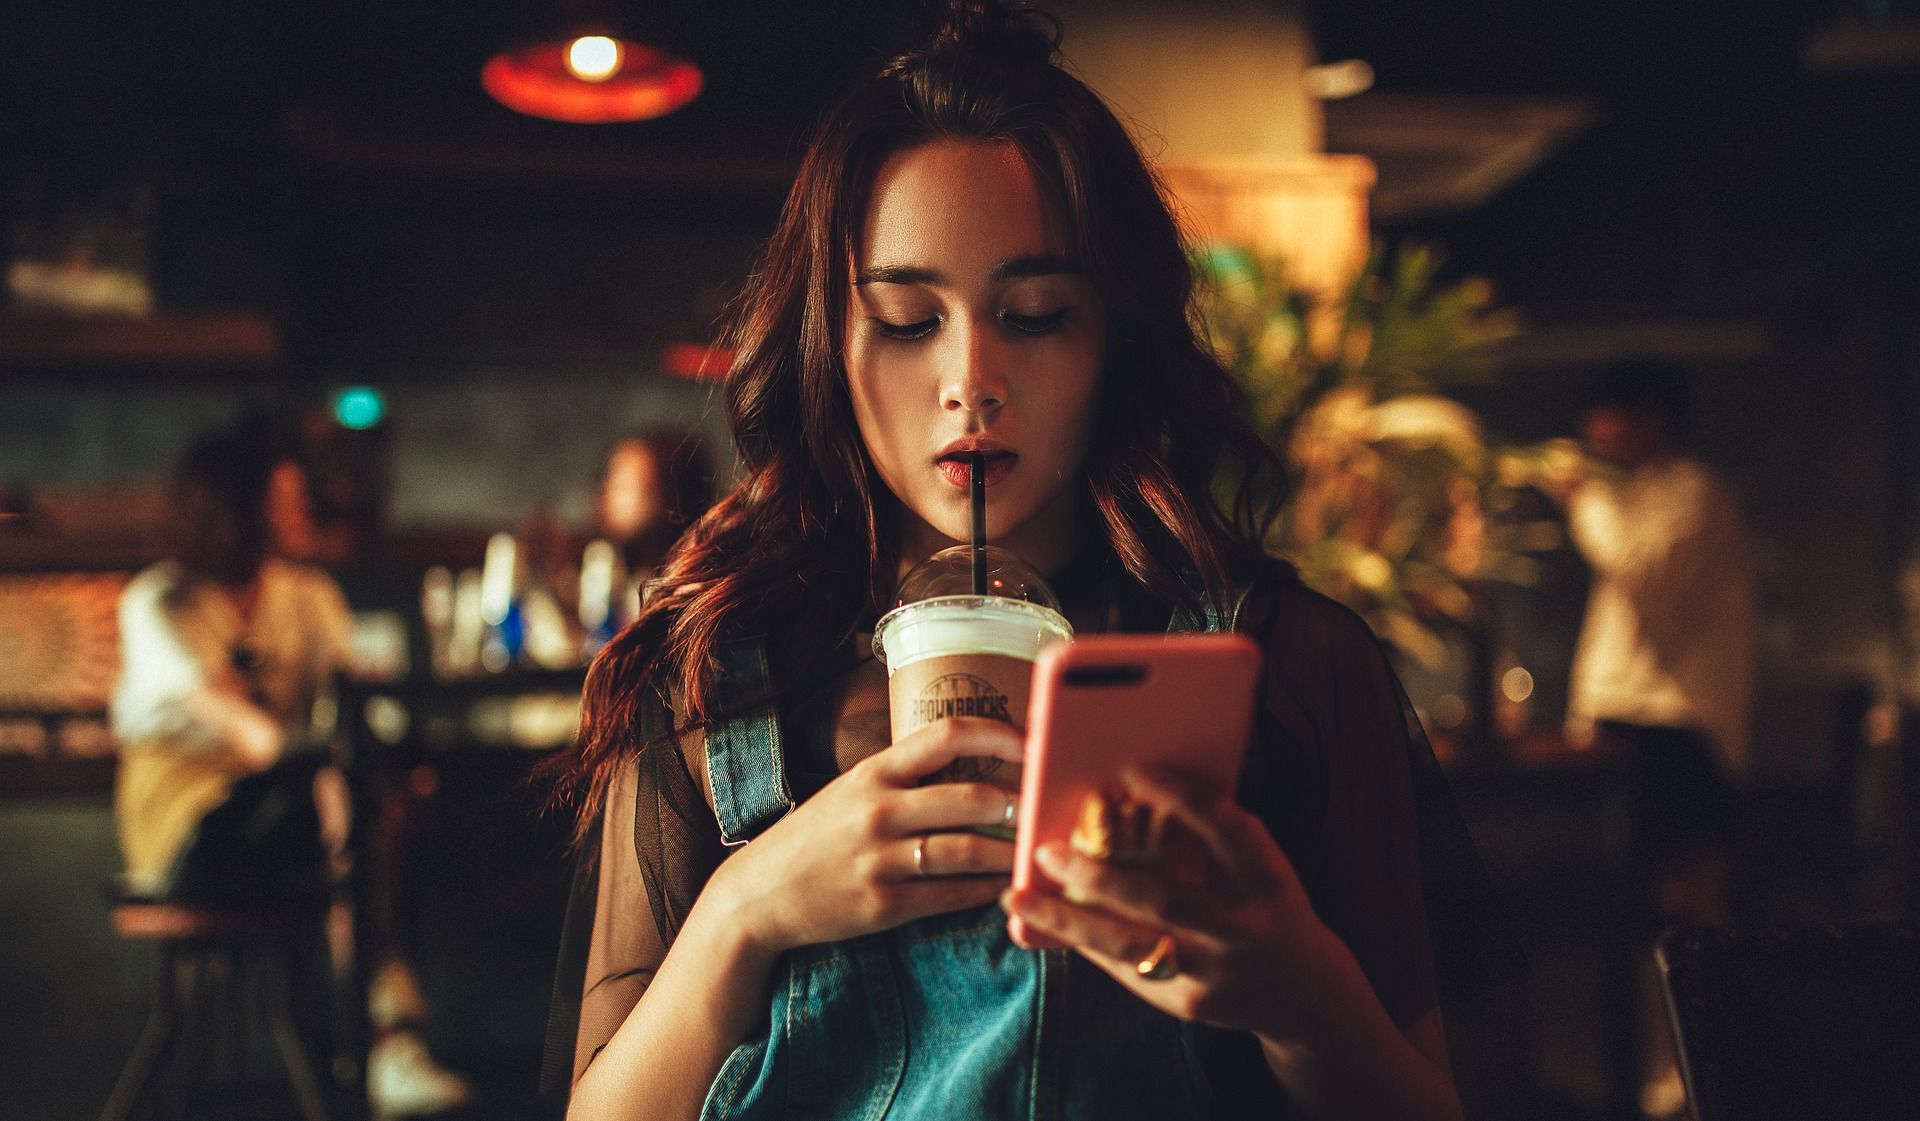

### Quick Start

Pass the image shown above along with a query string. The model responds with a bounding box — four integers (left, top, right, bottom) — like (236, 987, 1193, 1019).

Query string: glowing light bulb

(1501, 666, 1536, 704)
(566, 36, 623, 82)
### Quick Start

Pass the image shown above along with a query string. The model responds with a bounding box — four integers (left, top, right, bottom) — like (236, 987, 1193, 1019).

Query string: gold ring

(1135, 933, 1180, 981)
(1001, 792, 1018, 831)
(913, 834, 931, 878)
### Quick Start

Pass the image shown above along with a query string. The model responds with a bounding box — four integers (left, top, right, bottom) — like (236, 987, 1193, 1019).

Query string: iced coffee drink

(873, 546, 1072, 831)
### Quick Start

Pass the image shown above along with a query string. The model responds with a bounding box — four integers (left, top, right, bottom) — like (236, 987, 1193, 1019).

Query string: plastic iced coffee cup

(873, 546, 1072, 832)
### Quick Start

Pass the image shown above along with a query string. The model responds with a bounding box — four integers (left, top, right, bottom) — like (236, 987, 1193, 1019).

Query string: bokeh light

(332, 386, 386, 430)
(566, 36, 623, 82)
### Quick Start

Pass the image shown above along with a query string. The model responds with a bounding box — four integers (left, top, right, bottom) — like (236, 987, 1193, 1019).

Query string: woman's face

(598, 439, 665, 541)
(844, 138, 1104, 575)
(1580, 405, 1666, 470)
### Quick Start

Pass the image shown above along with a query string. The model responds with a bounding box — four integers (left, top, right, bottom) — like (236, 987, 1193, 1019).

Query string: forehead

(856, 139, 1064, 266)
(609, 440, 657, 467)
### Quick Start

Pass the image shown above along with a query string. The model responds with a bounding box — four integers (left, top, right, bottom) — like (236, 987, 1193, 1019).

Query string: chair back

(1656, 924, 1920, 1121)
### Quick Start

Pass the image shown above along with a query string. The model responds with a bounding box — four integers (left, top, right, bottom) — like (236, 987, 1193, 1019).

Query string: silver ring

(913, 834, 930, 878)
(1001, 792, 1018, 830)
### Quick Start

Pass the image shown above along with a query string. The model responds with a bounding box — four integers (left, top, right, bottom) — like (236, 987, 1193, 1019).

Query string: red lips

(935, 441, 1017, 488)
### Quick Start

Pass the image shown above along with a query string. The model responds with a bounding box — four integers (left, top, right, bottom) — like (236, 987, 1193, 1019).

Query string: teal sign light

(333, 386, 386, 430)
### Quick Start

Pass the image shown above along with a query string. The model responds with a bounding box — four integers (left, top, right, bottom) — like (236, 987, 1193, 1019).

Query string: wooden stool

(100, 893, 336, 1121)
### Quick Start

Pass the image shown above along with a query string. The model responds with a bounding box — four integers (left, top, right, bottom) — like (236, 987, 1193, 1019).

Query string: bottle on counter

(577, 538, 643, 659)
(478, 533, 525, 673)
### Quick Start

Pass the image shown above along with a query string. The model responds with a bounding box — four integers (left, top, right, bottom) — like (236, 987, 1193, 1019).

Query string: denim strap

(705, 637, 794, 846)
(1167, 580, 1253, 635)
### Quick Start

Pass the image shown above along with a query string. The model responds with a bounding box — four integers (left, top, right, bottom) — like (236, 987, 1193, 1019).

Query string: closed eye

(872, 316, 939, 341)
(1003, 308, 1070, 335)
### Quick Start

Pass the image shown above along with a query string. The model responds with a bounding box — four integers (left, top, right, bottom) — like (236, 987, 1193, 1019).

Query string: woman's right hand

(701, 716, 1024, 955)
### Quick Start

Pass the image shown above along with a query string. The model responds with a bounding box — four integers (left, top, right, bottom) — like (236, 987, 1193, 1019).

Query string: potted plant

(1197, 244, 1542, 689)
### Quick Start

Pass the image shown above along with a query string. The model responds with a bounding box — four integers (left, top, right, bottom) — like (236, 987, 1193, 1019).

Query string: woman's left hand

(1001, 764, 1344, 1044)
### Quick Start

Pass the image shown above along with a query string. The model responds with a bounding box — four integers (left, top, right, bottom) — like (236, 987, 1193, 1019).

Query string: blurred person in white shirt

(1563, 361, 1755, 782)
(1552, 359, 1755, 1119)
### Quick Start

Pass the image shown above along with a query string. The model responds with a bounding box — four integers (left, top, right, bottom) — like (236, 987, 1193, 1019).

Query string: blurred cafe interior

(3, 1, 1918, 1119)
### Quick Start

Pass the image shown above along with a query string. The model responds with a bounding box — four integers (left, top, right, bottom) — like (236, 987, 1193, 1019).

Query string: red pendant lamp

(482, 7, 701, 124)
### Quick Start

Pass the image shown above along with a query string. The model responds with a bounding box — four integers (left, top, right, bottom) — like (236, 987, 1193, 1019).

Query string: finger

(1030, 841, 1229, 937)
(1120, 766, 1283, 892)
(1000, 887, 1176, 971)
(893, 831, 1015, 882)
(890, 875, 1011, 925)
(882, 782, 1019, 836)
(870, 717, 1025, 785)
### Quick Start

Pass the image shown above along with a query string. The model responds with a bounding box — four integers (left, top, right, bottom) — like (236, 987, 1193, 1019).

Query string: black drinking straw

(969, 453, 987, 595)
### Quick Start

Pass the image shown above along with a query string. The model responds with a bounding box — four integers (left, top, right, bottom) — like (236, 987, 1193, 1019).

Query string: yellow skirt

(114, 743, 241, 886)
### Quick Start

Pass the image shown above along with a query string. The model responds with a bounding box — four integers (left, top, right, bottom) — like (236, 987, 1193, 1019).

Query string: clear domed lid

(892, 545, 1062, 614)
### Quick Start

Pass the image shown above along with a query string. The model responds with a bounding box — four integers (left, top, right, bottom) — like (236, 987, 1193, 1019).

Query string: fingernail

(1034, 842, 1066, 872)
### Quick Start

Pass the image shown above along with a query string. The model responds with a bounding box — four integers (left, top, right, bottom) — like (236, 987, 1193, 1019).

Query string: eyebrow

(853, 254, 1085, 287)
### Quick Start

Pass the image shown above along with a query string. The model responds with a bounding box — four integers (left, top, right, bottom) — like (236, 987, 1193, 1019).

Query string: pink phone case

(1008, 633, 1262, 948)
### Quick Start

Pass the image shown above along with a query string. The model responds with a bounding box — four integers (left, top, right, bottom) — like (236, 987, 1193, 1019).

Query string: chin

(888, 497, 963, 551)
(895, 479, 1055, 556)
(903, 504, 999, 553)
(929, 513, 978, 548)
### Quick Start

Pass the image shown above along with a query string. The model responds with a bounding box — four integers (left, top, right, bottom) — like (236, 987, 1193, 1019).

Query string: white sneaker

(367, 1030, 473, 1119)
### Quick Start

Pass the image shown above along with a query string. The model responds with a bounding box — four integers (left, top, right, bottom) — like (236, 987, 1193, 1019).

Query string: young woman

(549, 4, 1497, 1118)
(581, 430, 718, 638)
(593, 431, 716, 583)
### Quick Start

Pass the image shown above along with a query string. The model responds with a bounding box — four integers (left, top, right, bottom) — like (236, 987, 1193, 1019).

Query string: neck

(1624, 447, 1679, 474)
(218, 570, 264, 620)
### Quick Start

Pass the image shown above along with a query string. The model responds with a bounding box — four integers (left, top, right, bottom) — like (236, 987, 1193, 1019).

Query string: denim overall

(697, 588, 1297, 1121)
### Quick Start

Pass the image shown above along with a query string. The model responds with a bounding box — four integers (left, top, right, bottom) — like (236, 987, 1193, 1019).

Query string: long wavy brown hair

(547, 0, 1283, 842)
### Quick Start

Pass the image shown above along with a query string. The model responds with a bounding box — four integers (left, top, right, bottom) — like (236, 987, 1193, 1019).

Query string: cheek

(1032, 349, 1103, 465)
(844, 354, 911, 478)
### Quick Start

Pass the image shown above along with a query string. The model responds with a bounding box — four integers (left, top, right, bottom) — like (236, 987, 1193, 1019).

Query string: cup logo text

(913, 672, 1013, 726)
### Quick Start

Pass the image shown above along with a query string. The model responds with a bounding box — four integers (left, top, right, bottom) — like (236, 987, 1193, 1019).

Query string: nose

(942, 321, 1008, 415)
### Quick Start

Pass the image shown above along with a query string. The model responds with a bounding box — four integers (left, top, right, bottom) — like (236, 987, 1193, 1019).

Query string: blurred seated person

(113, 423, 351, 903)
(111, 421, 471, 1117)
(583, 432, 715, 641)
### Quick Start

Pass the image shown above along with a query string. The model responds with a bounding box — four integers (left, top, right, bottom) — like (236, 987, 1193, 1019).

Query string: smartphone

(1009, 633, 1262, 948)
